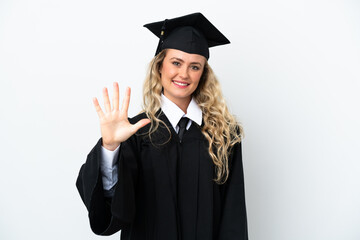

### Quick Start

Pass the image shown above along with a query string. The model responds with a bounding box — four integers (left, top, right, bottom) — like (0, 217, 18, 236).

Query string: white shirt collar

(161, 94, 203, 131)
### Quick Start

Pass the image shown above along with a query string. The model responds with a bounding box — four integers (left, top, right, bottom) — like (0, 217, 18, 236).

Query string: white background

(1, 0, 359, 239)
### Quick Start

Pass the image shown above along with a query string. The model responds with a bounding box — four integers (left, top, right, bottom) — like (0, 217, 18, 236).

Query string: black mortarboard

(144, 12, 230, 59)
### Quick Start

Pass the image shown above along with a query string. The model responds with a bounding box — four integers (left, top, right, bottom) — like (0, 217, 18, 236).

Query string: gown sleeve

(218, 142, 249, 240)
(76, 136, 139, 236)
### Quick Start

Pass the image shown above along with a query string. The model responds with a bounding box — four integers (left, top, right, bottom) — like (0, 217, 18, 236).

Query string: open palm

(93, 82, 150, 151)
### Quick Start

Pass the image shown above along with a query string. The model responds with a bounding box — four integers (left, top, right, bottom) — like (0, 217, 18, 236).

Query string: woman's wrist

(102, 141, 120, 151)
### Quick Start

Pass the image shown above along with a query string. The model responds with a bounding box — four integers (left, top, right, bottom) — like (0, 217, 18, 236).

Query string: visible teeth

(174, 81, 188, 86)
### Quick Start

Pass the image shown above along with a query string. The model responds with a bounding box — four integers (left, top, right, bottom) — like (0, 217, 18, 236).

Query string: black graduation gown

(76, 111, 248, 240)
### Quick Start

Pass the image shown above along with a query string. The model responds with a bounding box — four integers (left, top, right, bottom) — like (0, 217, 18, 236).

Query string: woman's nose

(178, 66, 189, 79)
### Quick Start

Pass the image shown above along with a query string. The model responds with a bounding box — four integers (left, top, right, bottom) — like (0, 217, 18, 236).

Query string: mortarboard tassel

(155, 19, 168, 56)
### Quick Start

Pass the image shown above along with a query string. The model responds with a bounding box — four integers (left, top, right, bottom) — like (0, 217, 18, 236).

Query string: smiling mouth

(172, 80, 190, 87)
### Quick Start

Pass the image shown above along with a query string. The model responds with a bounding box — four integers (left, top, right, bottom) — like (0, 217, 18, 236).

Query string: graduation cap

(143, 12, 230, 59)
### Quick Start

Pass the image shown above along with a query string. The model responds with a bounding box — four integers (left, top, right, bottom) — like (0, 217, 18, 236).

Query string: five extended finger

(112, 82, 119, 110)
(103, 87, 111, 112)
(92, 97, 105, 118)
(132, 118, 151, 132)
(121, 87, 131, 116)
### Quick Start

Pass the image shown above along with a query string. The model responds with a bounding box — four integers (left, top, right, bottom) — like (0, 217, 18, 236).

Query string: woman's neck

(163, 93, 191, 114)
(174, 99, 191, 114)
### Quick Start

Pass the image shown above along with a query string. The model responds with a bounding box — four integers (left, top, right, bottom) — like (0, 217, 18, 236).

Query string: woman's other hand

(93, 82, 151, 151)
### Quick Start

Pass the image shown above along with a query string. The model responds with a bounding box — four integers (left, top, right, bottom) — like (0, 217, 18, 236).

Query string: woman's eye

(191, 66, 200, 70)
(172, 61, 180, 66)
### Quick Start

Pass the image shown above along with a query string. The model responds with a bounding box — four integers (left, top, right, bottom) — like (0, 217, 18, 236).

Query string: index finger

(120, 87, 131, 116)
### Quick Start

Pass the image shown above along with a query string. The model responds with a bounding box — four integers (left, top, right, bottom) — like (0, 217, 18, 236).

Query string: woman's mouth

(172, 80, 189, 88)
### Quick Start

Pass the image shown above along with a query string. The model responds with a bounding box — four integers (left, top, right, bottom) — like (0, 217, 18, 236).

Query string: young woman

(76, 12, 248, 240)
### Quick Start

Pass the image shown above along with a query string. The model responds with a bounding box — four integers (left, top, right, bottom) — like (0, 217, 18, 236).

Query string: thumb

(132, 118, 151, 132)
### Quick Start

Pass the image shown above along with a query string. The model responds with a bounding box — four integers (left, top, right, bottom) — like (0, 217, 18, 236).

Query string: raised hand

(92, 82, 151, 151)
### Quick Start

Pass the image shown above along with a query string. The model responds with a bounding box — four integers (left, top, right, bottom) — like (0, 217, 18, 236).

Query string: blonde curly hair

(142, 49, 243, 184)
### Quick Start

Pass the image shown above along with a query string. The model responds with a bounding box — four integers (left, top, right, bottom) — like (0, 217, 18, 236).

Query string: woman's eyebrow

(170, 57, 203, 66)
(170, 57, 184, 62)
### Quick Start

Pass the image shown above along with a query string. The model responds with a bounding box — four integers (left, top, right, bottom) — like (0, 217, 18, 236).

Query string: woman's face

(160, 49, 206, 106)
